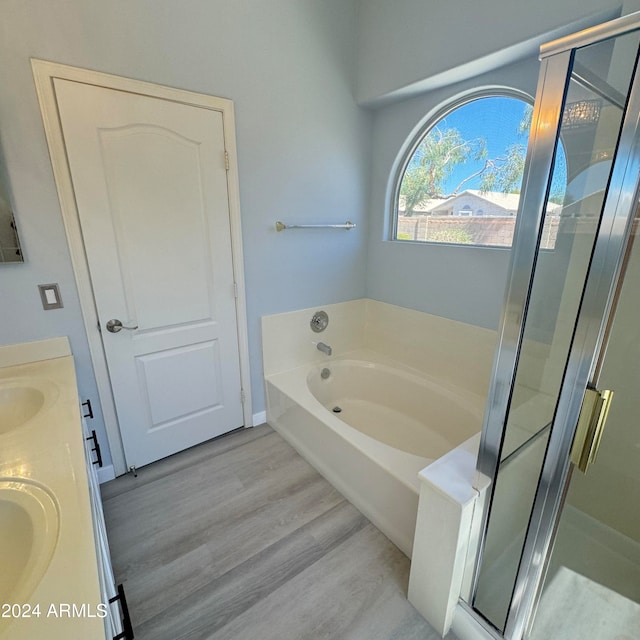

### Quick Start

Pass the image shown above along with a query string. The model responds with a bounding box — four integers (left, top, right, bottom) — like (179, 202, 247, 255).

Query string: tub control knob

(311, 310, 329, 333)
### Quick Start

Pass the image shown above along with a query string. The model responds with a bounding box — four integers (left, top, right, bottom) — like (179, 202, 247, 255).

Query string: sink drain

(332, 406, 342, 413)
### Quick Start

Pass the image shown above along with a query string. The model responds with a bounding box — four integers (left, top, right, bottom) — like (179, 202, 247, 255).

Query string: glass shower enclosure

(465, 12, 640, 640)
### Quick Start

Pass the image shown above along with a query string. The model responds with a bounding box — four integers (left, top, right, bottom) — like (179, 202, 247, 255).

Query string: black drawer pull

(86, 429, 103, 468)
(109, 583, 134, 640)
(82, 398, 94, 419)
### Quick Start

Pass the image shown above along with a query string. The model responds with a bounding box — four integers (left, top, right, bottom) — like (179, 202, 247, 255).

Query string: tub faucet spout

(317, 342, 332, 356)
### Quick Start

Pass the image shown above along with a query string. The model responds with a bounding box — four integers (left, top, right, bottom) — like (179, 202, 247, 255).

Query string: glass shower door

(529, 221, 640, 639)
(469, 16, 640, 640)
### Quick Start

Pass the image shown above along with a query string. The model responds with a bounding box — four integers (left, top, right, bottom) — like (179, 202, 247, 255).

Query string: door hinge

(233, 282, 239, 298)
(241, 389, 245, 403)
(224, 150, 230, 171)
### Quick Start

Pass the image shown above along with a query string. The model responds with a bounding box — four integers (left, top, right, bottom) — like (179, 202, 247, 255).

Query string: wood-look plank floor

(101, 424, 455, 640)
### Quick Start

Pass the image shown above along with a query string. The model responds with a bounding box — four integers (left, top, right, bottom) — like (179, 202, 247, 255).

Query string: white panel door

(54, 79, 244, 469)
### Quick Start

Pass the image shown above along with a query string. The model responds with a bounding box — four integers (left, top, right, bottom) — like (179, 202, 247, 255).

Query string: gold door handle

(570, 387, 614, 473)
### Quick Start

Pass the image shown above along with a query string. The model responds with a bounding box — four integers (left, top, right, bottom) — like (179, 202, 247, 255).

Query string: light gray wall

(0, 0, 371, 468)
(364, 58, 541, 330)
(355, 0, 625, 105)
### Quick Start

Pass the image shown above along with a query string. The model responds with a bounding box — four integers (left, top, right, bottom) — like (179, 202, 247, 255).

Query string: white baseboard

(252, 410, 267, 426)
(97, 464, 116, 484)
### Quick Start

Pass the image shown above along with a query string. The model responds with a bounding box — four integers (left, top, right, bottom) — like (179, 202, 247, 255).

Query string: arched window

(393, 93, 565, 247)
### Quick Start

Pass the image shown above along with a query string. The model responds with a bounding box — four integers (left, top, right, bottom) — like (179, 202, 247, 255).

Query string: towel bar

(275, 221, 356, 231)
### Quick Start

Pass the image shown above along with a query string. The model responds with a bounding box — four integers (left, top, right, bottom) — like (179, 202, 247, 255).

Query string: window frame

(389, 88, 535, 248)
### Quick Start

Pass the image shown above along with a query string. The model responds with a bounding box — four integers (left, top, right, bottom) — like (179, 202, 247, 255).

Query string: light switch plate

(38, 283, 63, 310)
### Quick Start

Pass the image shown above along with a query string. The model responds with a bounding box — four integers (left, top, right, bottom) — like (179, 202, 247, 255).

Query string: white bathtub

(265, 349, 484, 557)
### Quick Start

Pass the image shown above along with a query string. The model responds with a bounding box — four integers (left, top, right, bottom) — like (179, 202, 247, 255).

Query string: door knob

(106, 318, 139, 333)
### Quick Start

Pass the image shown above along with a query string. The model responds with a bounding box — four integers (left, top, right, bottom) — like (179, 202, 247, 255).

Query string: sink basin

(0, 379, 55, 434)
(0, 480, 59, 614)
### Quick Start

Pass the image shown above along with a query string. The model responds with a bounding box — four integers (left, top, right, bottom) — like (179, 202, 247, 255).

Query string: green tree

(478, 143, 526, 194)
(480, 104, 535, 194)
(400, 126, 487, 216)
(518, 104, 534, 135)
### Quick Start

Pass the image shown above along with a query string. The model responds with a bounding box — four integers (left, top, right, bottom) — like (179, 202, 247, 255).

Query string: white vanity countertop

(0, 349, 105, 639)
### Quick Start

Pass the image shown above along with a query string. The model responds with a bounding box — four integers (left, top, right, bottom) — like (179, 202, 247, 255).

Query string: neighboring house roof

(428, 189, 521, 214)
(397, 196, 442, 213)
(399, 190, 563, 215)
(546, 201, 563, 215)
